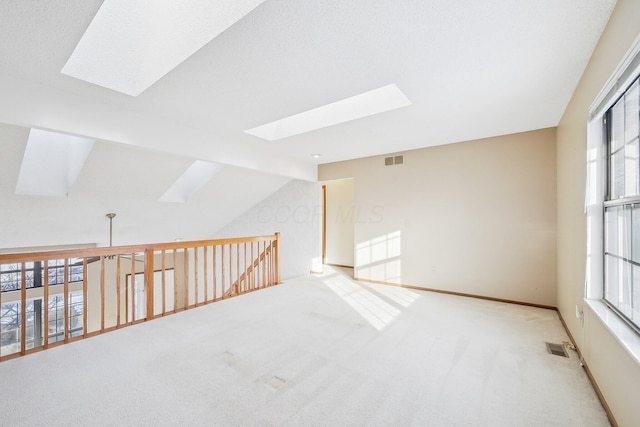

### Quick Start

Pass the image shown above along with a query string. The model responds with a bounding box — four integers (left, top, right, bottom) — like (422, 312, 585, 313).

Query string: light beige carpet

(0, 267, 609, 426)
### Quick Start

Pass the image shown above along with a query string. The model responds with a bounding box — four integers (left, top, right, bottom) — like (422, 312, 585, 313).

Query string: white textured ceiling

(0, 1, 619, 248)
(0, 0, 617, 174)
(0, 122, 290, 249)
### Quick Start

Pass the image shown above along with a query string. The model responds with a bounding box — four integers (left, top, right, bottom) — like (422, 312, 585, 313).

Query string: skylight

(16, 129, 94, 197)
(159, 160, 223, 203)
(61, 0, 267, 96)
(244, 84, 412, 141)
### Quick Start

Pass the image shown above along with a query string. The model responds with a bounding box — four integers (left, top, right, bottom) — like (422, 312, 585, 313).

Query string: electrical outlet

(575, 304, 583, 320)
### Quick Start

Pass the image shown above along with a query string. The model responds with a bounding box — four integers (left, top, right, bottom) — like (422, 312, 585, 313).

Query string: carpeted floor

(0, 267, 609, 426)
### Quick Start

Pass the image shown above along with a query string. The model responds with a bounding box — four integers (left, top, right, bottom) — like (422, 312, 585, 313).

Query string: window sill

(584, 298, 640, 367)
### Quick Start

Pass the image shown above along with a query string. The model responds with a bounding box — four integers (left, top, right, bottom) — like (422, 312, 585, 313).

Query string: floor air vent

(545, 342, 569, 358)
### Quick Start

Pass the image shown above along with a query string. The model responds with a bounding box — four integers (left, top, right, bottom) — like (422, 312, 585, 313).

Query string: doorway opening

(321, 178, 355, 277)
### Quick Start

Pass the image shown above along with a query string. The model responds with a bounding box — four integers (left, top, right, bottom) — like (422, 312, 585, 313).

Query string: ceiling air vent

(384, 155, 404, 166)
(545, 342, 569, 357)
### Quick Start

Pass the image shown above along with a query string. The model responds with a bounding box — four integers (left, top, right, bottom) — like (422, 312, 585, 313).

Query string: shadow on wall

(355, 230, 402, 284)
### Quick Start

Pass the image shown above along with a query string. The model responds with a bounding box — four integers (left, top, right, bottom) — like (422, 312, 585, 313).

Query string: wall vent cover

(545, 342, 569, 357)
(384, 155, 404, 166)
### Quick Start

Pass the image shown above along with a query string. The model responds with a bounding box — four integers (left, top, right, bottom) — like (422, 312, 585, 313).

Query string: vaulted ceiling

(0, 0, 618, 248)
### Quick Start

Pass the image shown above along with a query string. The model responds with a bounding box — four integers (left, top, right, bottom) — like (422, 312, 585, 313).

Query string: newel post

(145, 248, 154, 320)
(275, 232, 282, 284)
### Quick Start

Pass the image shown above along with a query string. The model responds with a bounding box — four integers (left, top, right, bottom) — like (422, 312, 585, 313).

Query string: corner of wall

(213, 179, 321, 280)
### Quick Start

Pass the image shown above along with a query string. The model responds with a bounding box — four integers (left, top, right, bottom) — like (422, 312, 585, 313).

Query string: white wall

(213, 179, 321, 280)
(324, 178, 355, 267)
(556, 0, 640, 425)
(320, 128, 557, 306)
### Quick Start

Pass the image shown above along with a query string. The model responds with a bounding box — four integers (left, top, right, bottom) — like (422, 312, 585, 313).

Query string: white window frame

(586, 34, 640, 365)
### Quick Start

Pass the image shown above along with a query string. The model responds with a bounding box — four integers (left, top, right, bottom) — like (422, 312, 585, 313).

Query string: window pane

(605, 254, 619, 303)
(633, 204, 640, 263)
(48, 295, 65, 341)
(611, 149, 625, 199)
(69, 291, 84, 337)
(619, 261, 633, 317)
(625, 80, 639, 143)
(1, 302, 21, 356)
(604, 254, 634, 320)
(619, 260, 632, 318)
(633, 265, 640, 324)
(611, 97, 625, 152)
(605, 205, 631, 258)
(605, 206, 620, 254)
(625, 138, 639, 196)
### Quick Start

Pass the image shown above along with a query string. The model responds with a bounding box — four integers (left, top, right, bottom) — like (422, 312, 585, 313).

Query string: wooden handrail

(0, 235, 278, 263)
(0, 233, 281, 362)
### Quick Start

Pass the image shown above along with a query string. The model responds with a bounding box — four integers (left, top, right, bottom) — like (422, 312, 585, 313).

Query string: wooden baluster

(145, 249, 154, 320)
(43, 260, 49, 348)
(229, 244, 233, 295)
(173, 250, 178, 313)
(83, 257, 88, 337)
(63, 259, 69, 343)
(161, 250, 166, 315)
(268, 240, 272, 286)
(275, 232, 281, 284)
(259, 241, 263, 289)
(194, 247, 199, 307)
(265, 243, 270, 287)
(221, 245, 226, 299)
(183, 248, 189, 309)
(248, 243, 252, 291)
(0, 264, 2, 354)
(100, 256, 105, 332)
(20, 263, 27, 354)
(264, 241, 268, 288)
(213, 245, 217, 301)
(203, 246, 208, 303)
(131, 253, 136, 323)
(244, 242, 248, 293)
(116, 255, 121, 327)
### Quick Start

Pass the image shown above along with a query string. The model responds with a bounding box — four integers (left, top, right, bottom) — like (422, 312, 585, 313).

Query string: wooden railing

(0, 233, 280, 362)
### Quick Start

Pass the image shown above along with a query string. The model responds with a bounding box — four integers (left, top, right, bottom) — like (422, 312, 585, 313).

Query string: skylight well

(245, 84, 412, 141)
(16, 129, 94, 197)
(160, 160, 223, 203)
(61, 0, 267, 96)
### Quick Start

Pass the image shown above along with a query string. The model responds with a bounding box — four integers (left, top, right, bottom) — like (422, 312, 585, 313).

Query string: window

(604, 76, 640, 332)
(0, 259, 84, 355)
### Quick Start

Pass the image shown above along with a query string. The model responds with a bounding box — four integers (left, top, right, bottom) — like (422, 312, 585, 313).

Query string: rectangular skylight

(16, 129, 94, 197)
(244, 84, 412, 141)
(160, 160, 224, 203)
(61, 0, 267, 96)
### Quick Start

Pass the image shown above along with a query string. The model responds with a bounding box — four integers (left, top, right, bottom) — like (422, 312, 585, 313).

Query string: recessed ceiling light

(311, 154, 322, 159)
(61, 0, 267, 96)
(16, 129, 94, 197)
(245, 84, 411, 141)
(159, 160, 223, 203)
